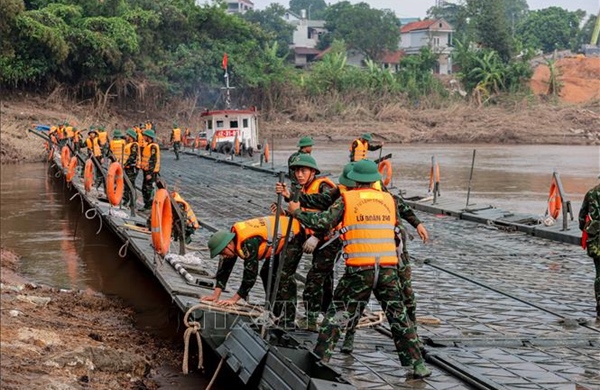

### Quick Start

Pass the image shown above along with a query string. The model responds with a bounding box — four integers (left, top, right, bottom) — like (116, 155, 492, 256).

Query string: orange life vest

(302, 176, 336, 235)
(86, 137, 102, 157)
(350, 139, 368, 162)
(123, 141, 140, 169)
(64, 126, 74, 138)
(73, 130, 81, 144)
(109, 139, 126, 163)
(140, 142, 160, 172)
(232, 216, 301, 260)
(172, 192, 200, 229)
(172, 128, 181, 142)
(97, 130, 108, 146)
(340, 189, 398, 267)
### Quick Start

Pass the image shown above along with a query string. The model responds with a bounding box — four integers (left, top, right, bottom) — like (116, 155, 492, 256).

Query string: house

(400, 18, 454, 74)
(286, 9, 327, 67)
(224, 0, 254, 14)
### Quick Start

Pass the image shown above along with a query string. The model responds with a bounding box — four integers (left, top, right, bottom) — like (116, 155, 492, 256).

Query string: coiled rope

(182, 304, 204, 375)
(118, 239, 130, 258)
(69, 192, 85, 213)
(84, 207, 103, 234)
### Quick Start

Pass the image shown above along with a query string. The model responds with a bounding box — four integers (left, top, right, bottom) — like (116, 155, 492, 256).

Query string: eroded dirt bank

(1, 96, 599, 164)
(0, 247, 208, 389)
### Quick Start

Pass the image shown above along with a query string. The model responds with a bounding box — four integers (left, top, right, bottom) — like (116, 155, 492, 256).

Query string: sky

(250, 0, 599, 19)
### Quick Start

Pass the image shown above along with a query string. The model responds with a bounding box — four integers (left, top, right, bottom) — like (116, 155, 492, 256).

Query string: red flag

(222, 53, 228, 69)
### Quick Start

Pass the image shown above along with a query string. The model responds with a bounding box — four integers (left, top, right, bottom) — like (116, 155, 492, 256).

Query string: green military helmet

(289, 153, 320, 175)
(125, 128, 137, 139)
(113, 129, 123, 138)
(143, 129, 157, 139)
(297, 136, 314, 148)
(98, 126, 106, 132)
(361, 133, 373, 142)
(347, 159, 380, 183)
(173, 122, 178, 128)
(338, 162, 356, 187)
(208, 230, 235, 258)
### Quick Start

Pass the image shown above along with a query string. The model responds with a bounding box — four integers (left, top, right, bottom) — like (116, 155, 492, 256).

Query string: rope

(206, 357, 225, 390)
(356, 311, 386, 329)
(118, 239, 130, 258)
(69, 192, 85, 213)
(182, 304, 204, 374)
(84, 207, 102, 234)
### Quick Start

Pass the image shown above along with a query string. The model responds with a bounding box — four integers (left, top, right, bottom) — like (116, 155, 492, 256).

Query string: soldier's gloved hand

(302, 235, 319, 254)
(270, 202, 285, 215)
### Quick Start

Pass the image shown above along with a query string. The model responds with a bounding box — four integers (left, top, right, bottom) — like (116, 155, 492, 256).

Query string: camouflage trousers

(591, 255, 600, 316)
(342, 251, 417, 350)
(121, 168, 138, 206)
(141, 171, 157, 209)
(273, 233, 305, 326)
(303, 239, 342, 326)
(314, 266, 423, 367)
(173, 141, 181, 160)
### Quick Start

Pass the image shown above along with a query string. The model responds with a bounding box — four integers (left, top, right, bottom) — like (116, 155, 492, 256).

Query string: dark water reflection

(0, 163, 177, 337)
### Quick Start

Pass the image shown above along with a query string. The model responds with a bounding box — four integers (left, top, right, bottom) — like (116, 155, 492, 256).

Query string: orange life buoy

(84, 159, 94, 192)
(106, 162, 124, 206)
(151, 188, 173, 256)
(234, 135, 240, 155)
(65, 157, 77, 183)
(428, 162, 440, 192)
(378, 160, 392, 187)
(547, 180, 562, 219)
(61, 146, 70, 168)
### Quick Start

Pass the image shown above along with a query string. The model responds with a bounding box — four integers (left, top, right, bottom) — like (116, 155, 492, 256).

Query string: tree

(517, 7, 584, 53)
(323, 2, 400, 61)
(242, 4, 295, 59)
(289, 0, 327, 20)
(467, 0, 514, 62)
(579, 13, 599, 47)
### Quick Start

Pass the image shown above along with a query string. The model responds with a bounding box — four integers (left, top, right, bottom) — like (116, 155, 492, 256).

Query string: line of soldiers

(202, 135, 432, 379)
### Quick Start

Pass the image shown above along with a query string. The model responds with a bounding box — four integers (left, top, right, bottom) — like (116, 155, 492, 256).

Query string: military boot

(413, 361, 432, 379)
(340, 332, 354, 353)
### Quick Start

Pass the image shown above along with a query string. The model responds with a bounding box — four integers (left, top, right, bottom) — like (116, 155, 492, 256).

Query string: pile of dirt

(0, 247, 188, 390)
(530, 57, 600, 103)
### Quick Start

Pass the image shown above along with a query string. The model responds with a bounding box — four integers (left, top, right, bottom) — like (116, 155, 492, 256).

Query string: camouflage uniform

(579, 183, 600, 317)
(122, 143, 139, 206)
(292, 195, 424, 367)
(272, 232, 306, 326)
(141, 148, 158, 210)
(215, 237, 280, 300)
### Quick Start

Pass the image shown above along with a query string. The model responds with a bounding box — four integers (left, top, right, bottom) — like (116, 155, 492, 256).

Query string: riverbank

(0, 247, 202, 389)
(1, 96, 599, 164)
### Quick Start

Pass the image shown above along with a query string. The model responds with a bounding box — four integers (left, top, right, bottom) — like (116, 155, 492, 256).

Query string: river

(1, 144, 597, 317)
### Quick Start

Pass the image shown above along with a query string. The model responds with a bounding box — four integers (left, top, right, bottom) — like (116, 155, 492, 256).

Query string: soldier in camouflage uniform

(287, 136, 313, 185)
(139, 129, 160, 211)
(121, 129, 139, 206)
(288, 159, 431, 379)
(579, 178, 600, 319)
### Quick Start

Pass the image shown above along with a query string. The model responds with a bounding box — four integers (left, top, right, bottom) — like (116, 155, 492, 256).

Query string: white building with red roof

(400, 18, 454, 74)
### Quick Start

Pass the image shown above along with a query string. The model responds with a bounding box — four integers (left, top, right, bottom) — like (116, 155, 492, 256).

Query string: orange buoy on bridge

(106, 162, 124, 206)
(84, 159, 94, 192)
(151, 188, 173, 256)
(547, 180, 562, 219)
(378, 160, 392, 187)
(65, 157, 77, 183)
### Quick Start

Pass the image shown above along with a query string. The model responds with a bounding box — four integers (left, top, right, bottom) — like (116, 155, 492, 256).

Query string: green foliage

(467, 0, 514, 62)
(545, 58, 562, 97)
(289, 0, 327, 20)
(323, 2, 400, 61)
(517, 7, 586, 53)
(579, 13, 599, 46)
(242, 4, 295, 59)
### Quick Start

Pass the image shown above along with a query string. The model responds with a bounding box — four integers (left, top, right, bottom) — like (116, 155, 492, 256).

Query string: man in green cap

(349, 132, 383, 162)
(109, 130, 126, 164)
(170, 122, 182, 160)
(288, 136, 314, 185)
(200, 216, 301, 306)
(139, 129, 160, 211)
(288, 159, 431, 379)
(579, 175, 600, 320)
(274, 153, 338, 330)
(122, 129, 140, 206)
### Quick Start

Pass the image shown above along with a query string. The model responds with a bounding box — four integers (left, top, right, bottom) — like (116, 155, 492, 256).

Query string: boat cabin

(200, 108, 259, 154)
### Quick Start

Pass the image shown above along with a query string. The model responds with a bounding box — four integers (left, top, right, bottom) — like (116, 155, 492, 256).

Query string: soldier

(276, 154, 337, 330)
(579, 176, 600, 320)
(109, 130, 126, 164)
(288, 159, 431, 379)
(288, 136, 313, 184)
(139, 129, 160, 211)
(349, 133, 383, 162)
(201, 216, 301, 306)
(171, 123, 182, 160)
(122, 129, 140, 206)
(96, 126, 109, 156)
(171, 191, 200, 244)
